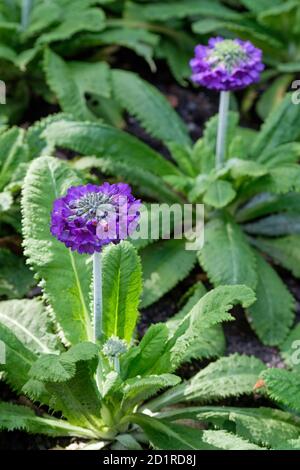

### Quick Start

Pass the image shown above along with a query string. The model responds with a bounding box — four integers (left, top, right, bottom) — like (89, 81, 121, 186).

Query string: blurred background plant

(1, 0, 299, 125)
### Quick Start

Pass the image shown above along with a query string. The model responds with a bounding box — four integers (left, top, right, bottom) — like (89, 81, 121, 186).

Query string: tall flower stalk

(93, 251, 103, 342)
(190, 37, 264, 169)
(216, 90, 230, 169)
(21, 0, 33, 31)
(50, 182, 140, 346)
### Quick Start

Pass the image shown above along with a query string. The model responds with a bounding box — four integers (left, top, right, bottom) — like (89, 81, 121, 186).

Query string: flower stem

(216, 90, 230, 169)
(93, 251, 103, 343)
(113, 357, 120, 374)
(21, 0, 33, 31)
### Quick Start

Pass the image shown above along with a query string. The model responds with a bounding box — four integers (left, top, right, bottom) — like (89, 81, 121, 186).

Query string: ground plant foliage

(0, 0, 300, 452)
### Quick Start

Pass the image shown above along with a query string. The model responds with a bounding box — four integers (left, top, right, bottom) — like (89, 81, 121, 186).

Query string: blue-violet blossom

(51, 182, 141, 254)
(190, 37, 264, 91)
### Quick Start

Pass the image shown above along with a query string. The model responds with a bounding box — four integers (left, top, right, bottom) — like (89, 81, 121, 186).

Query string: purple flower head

(50, 182, 141, 254)
(190, 37, 264, 91)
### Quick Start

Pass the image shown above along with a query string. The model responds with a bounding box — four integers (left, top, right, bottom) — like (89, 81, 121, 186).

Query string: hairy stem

(21, 0, 33, 30)
(216, 91, 230, 169)
(113, 356, 120, 374)
(93, 251, 103, 342)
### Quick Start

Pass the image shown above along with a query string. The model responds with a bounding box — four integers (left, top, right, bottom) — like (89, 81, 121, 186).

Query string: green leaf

(236, 193, 300, 223)
(202, 430, 263, 450)
(166, 283, 225, 362)
(102, 241, 142, 343)
(252, 235, 300, 278)
(0, 402, 96, 438)
(257, 142, 300, 168)
(280, 324, 300, 371)
(44, 49, 95, 121)
(141, 239, 197, 308)
(148, 353, 264, 412)
(0, 299, 60, 354)
(226, 158, 267, 179)
(74, 156, 179, 203)
(0, 323, 36, 393)
(262, 369, 300, 413)
(247, 253, 295, 346)
(29, 342, 98, 383)
(243, 213, 300, 237)
(123, 374, 180, 408)
(165, 406, 300, 449)
(251, 94, 300, 158)
(94, 28, 159, 66)
(38, 8, 105, 45)
(44, 119, 179, 178)
(122, 323, 169, 379)
(126, 0, 240, 21)
(198, 218, 257, 288)
(0, 127, 27, 191)
(151, 286, 256, 375)
(22, 156, 93, 344)
(0, 249, 34, 299)
(256, 74, 293, 121)
(111, 69, 191, 146)
(129, 413, 216, 450)
(203, 180, 236, 209)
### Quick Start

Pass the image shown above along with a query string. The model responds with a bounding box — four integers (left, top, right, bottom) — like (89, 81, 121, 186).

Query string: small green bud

(102, 336, 128, 359)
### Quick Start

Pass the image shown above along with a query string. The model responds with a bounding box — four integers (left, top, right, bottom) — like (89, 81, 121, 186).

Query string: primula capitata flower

(190, 37, 264, 91)
(50, 182, 141, 254)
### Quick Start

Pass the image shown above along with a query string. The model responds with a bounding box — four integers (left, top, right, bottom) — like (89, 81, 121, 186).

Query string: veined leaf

(0, 127, 27, 191)
(111, 69, 191, 146)
(202, 430, 263, 450)
(163, 406, 300, 449)
(203, 180, 236, 209)
(243, 213, 300, 237)
(247, 253, 295, 346)
(148, 354, 264, 412)
(166, 283, 225, 362)
(122, 323, 170, 379)
(102, 242, 142, 343)
(141, 239, 197, 308)
(257, 142, 300, 168)
(43, 119, 179, 178)
(29, 342, 98, 383)
(44, 49, 95, 121)
(122, 374, 180, 408)
(252, 235, 300, 278)
(236, 193, 300, 223)
(22, 156, 93, 344)
(129, 413, 216, 450)
(198, 218, 257, 289)
(262, 369, 300, 413)
(73, 156, 180, 203)
(0, 299, 60, 355)
(251, 94, 300, 158)
(151, 286, 255, 375)
(38, 8, 105, 44)
(0, 323, 37, 394)
(0, 402, 97, 438)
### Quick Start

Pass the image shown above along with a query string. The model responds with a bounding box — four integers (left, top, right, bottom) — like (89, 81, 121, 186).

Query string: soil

(1, 54, 300, 450)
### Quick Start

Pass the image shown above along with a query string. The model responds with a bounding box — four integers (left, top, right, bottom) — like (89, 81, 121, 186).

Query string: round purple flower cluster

(190, 37, 264, 91)
(50, 183, 141, 254)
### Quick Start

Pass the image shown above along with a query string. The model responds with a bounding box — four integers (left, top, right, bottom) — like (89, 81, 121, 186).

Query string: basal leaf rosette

(190, 37, 264, 91)
(50, 182, 141, 254)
